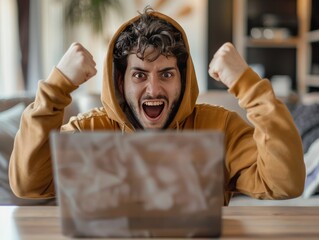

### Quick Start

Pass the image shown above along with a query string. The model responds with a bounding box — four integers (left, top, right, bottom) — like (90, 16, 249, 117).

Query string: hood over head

(101, 9, 199, 130)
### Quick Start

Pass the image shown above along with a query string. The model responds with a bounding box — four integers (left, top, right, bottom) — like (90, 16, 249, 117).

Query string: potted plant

(64, 0, 122, 35)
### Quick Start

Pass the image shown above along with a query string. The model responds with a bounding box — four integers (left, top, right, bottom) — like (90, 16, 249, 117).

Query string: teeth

(144, 101, 164, 106)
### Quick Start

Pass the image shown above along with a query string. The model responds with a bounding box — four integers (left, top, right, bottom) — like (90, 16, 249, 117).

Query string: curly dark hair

(113, 7, 188, 87)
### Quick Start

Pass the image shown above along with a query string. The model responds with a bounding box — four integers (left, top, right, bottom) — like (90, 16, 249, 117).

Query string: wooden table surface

(1, 205, 319, 239)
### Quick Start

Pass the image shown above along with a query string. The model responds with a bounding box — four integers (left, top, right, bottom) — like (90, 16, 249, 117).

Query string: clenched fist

(208, 42, 249, 88)
(56, 42, 97, 86)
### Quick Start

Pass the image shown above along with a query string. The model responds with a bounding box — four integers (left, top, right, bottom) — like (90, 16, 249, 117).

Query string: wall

(40, 0, 208, 95)
(0, 0, 209, 96)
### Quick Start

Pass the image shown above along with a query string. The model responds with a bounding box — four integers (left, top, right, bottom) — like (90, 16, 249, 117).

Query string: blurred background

(1, 0, 319, 204)
(0, 0, 208, 96)
(0, 0, 318, 102)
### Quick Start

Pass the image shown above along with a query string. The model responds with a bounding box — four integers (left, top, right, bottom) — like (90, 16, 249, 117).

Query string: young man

(9, 8, 305, 205)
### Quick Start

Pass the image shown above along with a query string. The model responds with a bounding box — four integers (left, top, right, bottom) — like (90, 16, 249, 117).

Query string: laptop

(50, 130, 224, 238)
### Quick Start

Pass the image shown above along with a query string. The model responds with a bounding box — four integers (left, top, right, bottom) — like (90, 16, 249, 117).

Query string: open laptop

(50, 130, 224, 238)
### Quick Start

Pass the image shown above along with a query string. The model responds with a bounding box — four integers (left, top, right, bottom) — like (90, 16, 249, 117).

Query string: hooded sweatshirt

(9, 11, 305, 205)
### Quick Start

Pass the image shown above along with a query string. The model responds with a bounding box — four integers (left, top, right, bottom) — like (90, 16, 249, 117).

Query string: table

(0, 206, 319, 239)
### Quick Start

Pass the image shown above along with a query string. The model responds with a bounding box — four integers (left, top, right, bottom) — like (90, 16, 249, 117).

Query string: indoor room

(0, 0, 319, 238)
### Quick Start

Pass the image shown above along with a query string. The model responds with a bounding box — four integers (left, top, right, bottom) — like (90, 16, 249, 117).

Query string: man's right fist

(56, 42, 97, 86)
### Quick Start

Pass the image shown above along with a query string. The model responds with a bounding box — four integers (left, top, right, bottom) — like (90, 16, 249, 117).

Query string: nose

(146, 76, 162, 97)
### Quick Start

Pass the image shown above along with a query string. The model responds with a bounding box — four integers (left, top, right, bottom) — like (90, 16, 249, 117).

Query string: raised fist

(208, 42, 249, 88)
(56, 42, 97, 86)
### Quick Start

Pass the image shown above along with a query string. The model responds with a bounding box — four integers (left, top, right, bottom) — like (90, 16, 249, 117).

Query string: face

(123, 53, 182, 129)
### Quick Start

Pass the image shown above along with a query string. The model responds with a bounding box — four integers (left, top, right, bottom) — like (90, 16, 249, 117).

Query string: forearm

(228, 68, 305, 199)
(9, 68, 78, 198)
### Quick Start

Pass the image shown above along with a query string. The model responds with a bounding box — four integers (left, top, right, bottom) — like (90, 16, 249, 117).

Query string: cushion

(0, 103, 24, 204)
(303, 138, 319, 198)
(0, 103, 56, 205)
(292, 103, 319, 152)
(0, 103, 25, 161)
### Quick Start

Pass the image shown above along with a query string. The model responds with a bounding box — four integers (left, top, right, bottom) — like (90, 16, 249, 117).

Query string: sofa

(1, 90, 319, 206)
(0, 92, 102, 205)
(198, 91, 319, 206)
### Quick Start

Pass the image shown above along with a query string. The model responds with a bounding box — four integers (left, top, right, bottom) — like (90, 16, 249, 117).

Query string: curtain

(27, 0, 65, 93)
(17, 0, 30, 87)
(27, 0, 43, 92)
(0, 0, 25, 95)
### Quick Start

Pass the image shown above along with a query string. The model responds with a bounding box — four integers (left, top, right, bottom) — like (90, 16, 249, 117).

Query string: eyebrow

(129, 67, 177, 73)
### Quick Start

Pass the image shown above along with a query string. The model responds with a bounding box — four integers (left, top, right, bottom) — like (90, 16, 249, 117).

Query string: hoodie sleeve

(226, 68, 305, 199)
(9, 68, 78, 199)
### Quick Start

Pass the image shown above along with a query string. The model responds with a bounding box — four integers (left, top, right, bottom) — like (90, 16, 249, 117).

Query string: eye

(133, 72, 147, 80)
(162, 72, 173, 79)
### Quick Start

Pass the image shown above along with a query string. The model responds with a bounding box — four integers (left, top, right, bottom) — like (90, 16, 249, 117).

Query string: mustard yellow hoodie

(9, 11, 305, 205)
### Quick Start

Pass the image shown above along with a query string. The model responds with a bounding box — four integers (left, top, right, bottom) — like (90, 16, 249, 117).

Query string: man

(9, 8, 305, 205)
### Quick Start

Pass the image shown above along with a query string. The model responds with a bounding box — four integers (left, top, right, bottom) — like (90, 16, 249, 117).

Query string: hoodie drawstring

(176, 121, 180, 131)
(121, 123, 126, 134)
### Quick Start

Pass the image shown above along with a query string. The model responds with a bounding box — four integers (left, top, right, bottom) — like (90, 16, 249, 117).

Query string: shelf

(233, 0, 319, 96)
(306, 75, 319, 87)
(246, 37, 299, 48)
(307, 30, 319, 42)
(310, 0, 319, 31)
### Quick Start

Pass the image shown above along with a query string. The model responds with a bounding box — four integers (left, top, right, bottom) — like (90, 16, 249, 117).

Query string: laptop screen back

(50, 130, 224, 238)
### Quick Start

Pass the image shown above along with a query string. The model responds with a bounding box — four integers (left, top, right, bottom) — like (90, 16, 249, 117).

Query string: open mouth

(142, 101, 165, 119)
